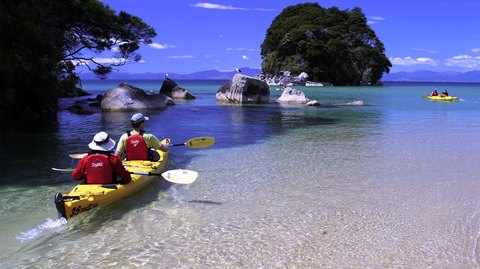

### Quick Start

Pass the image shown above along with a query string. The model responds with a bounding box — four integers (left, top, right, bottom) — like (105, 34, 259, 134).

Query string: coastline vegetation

(1, 0, 156, 129)
(261, 3, 391, 86)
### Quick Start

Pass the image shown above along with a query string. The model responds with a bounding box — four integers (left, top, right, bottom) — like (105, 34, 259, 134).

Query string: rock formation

(159, 78, 196, 99)
(277, 87, 320, 106)
(101, 82, 171, 111)
(216, 74, 270, 104)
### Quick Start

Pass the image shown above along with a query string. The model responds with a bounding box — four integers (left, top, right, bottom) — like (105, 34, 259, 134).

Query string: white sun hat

(88, 131, 116, 151)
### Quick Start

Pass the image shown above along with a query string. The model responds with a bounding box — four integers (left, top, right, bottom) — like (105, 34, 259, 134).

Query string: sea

(1, 79, 480, 268)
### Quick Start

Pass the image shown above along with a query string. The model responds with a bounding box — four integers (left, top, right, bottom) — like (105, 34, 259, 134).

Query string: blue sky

(93, 0, 480, 74)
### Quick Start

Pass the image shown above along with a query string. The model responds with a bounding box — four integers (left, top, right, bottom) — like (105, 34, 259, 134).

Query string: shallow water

(1, 80, 480, 268)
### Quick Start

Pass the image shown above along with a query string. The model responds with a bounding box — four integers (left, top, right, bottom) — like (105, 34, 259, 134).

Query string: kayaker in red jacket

(431, 89, 438, 96)
(115, 113, 169, 160)
(72, 132, 132, 184)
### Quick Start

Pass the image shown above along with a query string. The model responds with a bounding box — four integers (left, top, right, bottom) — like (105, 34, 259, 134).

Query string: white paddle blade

(52, 168, 74, 173)
(161, 169, 198, 184)
(69, 153, 87, 159)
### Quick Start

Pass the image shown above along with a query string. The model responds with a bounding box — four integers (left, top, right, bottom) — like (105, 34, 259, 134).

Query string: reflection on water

(1, 81, 480, 268)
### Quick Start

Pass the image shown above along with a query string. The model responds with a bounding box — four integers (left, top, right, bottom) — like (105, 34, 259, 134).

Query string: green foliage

(261, 3, 391, 86)
(0, 0, 156, 129)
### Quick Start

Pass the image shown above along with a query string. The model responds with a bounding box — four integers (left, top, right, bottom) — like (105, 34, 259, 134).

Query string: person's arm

(111, 156, 132, 184)
(145, 134, 169, 152)
(72, 157, 87, 181)
(159, 140, 169, 152)
(115, 134, 127, 159)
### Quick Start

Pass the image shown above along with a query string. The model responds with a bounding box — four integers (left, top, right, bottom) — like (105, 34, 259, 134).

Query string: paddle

(69, 153, 87, 159)
(159, 169, 198, 184)
(51, 168, 198, 184)
(52, 168, 75, 172)
(68, 136, 215, 159)
(171, 136, 215, 148)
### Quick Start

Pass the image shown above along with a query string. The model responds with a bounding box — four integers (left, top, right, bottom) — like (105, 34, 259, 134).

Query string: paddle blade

(183, 137, 215, 148)
(69, 153, 87, 159)
(161, 169, 198, 184)
(52, 168, 74, 173)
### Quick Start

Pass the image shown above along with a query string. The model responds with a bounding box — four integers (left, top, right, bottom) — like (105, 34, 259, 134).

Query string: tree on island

(0, 0, 156, 129)
(261, 3, 391, 86)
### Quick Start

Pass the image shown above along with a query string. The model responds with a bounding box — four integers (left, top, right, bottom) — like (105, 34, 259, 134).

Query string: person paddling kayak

(115, 113, 169, 161)
(72, 132, 132, 184)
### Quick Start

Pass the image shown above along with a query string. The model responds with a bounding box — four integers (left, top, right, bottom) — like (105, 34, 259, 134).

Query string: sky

(91, 0, 480, 74)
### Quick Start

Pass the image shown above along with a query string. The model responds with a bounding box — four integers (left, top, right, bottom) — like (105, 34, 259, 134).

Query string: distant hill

(79, 67, 262, 81)
(79, 68, 480, 83)
(382, 70, 480, 83)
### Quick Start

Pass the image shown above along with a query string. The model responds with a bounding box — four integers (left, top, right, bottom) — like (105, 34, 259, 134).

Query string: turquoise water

(1, 80, 480, 268)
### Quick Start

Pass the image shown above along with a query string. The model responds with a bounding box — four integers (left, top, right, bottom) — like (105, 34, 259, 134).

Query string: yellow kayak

(426, 95, 457, 102)
(55, 143, 168, 220)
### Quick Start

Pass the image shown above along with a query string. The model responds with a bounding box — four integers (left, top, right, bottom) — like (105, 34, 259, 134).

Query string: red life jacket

(126, 131, 149, 160)
(85, 153, 115, 184)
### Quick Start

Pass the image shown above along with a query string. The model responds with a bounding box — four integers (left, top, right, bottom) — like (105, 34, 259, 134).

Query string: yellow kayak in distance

(424, 95, 458, 102)
(55, 141, 169, 221)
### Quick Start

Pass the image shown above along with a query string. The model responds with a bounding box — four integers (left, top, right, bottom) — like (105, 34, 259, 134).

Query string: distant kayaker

(431, 89, 438, 96)
(115, 113, 169, 161)
(442, 90, 449, 96)
(72, 132, 132, 184)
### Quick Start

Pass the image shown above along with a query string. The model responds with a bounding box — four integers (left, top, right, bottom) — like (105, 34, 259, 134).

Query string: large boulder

(277, 87, 314, 105)
(101, 82, 171, 111)
(216, 74, 270, 104)
(159, 78, 196, 99)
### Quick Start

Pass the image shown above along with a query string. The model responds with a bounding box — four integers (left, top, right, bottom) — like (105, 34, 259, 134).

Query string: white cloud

(416, 57, 436, 64)
(149, 43, 175, 49)
(190, 3, 246, 10)
(167, 55, 195, 59)
(444, 55, 480, 69)
(390, 56, 438, 66)
(190, 2, 272, 11)
(72, 57, 145, 66)
(92, 57, 126, 64)
(242, 55, 249, 60)
(472, 48, 480, 53)
(367, 16, 385, 25)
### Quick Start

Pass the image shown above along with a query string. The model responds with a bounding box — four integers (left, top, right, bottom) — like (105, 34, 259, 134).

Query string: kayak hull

(55, 144, 168, 220)
(426, 95, 457, 102)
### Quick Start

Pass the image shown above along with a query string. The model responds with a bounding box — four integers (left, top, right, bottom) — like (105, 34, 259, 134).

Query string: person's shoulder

(144, 132, 158, 138)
